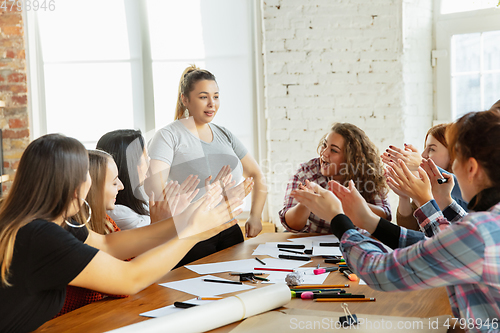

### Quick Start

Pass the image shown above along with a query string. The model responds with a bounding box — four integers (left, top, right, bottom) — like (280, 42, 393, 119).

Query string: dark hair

(0, 134, 88, 286)
(446, 109, 500, 206)
(174, 64, 217, 120)
(96, 130, 148, 216)
(317, 123, 387, 202)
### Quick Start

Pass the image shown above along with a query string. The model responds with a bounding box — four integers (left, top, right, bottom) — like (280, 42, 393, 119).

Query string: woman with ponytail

(147, 65, 266, 267)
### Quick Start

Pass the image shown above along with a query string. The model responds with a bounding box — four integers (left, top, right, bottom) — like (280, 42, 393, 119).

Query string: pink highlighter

(313, 266, 339, 275)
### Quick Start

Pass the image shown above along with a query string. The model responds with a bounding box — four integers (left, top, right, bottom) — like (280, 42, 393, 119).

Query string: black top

(0, 219, 99, 333)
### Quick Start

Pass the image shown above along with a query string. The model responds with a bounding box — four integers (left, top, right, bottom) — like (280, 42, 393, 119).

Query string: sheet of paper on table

(185, 257, 310, 276)
(287, 234, 339, 246)
(140, 298, 214, 318)
(311, 245, 342, 256)
(185, 259, 257, 275)
(159, 275, 255, 296)
(261, 266, 329, 285)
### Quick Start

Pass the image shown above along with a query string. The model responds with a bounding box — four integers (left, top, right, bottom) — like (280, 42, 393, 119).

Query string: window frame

(434, 3, 500, 121)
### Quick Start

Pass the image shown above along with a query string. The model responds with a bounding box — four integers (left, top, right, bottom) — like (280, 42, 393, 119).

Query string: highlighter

(342, 269, 358, 281)
(313, 266, 339, 275)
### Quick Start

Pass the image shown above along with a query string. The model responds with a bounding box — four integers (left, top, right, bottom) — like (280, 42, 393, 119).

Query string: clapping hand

(290, 180, 343, 221)
(386, 160, 433, 207)
(420, 158, 454, 210)
(381, 144, 422, 171)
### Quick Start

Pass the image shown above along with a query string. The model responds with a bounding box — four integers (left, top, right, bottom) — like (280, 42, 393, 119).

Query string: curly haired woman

(279, 123, 391, 233)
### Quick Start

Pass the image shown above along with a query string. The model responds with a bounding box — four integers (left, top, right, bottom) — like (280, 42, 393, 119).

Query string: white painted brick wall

(260, 0, 433, 229)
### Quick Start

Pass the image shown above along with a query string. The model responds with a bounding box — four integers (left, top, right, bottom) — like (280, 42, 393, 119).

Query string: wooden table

(35, 233, 454, 332)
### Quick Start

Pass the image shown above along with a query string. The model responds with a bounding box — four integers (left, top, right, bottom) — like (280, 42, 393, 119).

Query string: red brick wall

(0, 8, 29, 192)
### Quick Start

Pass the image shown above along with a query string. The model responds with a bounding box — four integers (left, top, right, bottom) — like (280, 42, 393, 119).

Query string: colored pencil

(293, 284, 349, 289)
(315, 298, 376, 302)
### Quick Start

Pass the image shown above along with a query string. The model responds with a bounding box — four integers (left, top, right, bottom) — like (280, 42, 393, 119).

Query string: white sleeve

(107, 205, 151, 230)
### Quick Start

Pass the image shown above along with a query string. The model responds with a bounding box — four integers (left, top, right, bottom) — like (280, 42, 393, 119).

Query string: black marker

(255, 257, 266, 265)
(203, 279, 243, 285)
(437, 178, 448, 184)
(279, 248, 304, 255)
(174, 301, 198, 309)
(277, 244, 306, 249)
(278, 254, 310, 261)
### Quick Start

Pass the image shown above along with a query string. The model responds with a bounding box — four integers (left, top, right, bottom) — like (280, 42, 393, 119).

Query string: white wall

(260, 0, 433, 228)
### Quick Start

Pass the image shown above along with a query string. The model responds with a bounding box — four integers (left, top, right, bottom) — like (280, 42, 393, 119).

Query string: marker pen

(342, 269, 358, 281)
(437, 178, 448, 184)
(313, 266, 339, 275)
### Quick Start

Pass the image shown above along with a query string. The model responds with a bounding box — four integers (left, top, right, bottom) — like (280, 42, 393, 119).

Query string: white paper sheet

(311, 246, 342, 256)
(159, 275, 255, 296)
(109, 284, 291, 333)
(287, 235, 339, 246)
(250, 257, 311, 272)
(185, 259, 257, 275)
(140, 298, 215, 318)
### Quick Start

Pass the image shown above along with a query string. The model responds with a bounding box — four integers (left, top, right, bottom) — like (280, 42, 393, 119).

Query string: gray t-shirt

(148, 120, 248, 199)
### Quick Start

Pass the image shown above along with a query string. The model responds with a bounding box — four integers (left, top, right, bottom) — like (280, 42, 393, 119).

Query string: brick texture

(261, 0, 433, 228)
(0, 8, 29, 193)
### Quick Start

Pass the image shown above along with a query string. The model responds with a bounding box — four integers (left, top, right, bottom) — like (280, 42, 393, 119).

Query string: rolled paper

(107, 284, 291, 333)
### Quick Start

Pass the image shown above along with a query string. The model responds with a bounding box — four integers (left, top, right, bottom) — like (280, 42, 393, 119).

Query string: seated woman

(96, 129, 199, 230)
(291, 109, 500, 331)
(56, 149, 126, 317)
(279, 122, 391, 233)
(384, 124, 454, 230)
(0, 134, 244, 332)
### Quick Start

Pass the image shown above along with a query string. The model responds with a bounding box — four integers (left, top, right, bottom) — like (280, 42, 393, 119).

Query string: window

(25, 0, 258, 155)
(434, 1, 500, 120)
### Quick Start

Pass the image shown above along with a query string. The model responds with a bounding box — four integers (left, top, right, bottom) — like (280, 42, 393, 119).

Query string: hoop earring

(184, 108, 189, 118)
(65, 199, 92, 228)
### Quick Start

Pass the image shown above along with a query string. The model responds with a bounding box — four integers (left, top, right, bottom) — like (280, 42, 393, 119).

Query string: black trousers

(174, 224, 244, 269)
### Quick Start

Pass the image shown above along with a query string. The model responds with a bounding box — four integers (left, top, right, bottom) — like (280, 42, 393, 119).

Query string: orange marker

(342, 269, 358, 281)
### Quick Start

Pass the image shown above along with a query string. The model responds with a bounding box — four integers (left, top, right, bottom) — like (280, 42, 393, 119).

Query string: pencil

(292, 284, 349, 289)
(254, 267, 295, 272)
(315, 297, 376, 302)
(197, 297, 223, 300)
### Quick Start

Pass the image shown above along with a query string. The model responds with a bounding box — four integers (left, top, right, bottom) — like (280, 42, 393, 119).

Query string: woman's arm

(73, 190, 244, 295)
(283, 203, 311, 231)
(367, 203, 389, 219)
(241, 154, 268, 237)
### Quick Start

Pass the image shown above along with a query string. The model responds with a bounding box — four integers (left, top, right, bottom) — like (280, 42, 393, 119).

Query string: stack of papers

(159, 275, 255, 296)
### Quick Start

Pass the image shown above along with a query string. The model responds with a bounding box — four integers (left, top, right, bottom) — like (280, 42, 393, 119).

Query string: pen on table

(301, 292, 359, 299)
(313, 266, 339, 275)
(291, 288, 345, 293)
(255, 257, 266, 265)
(255, 267, 295, 272)
(229, 272, 265, 276)
(277, 244, 306, 249)
(315, 297, 376, 302)
(253, 276, 270, 281)
(203, 278, 243, 285)
(324, 258, 345, 264)
(278, 254, 311, 261)
(174, 301, 198, 308)
(292, 284, 349, 289)
(342, 269, 358, 281)
(437, 178, 448, 184)
(279, 248, 304, 255)
(319, 242, 340, 246)
(197, 296, 223, 300)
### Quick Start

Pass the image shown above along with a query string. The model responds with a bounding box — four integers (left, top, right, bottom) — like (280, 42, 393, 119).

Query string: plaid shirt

(279, 158, 391, 233)
(340, 199, 500, 333)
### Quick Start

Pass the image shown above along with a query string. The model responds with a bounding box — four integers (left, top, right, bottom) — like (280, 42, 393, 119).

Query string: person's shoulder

(18, 219, 67, 240)
(210, 123, 233, 137)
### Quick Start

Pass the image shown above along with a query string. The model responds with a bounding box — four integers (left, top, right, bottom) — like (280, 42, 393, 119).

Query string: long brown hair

(425, 123, 451, 171)
(446, 109, 500, 207)
(318, 123, 388, 202)
(76, 150, 114, 235)
(0, 134, 88, 286)
(174, 65, 217, 120)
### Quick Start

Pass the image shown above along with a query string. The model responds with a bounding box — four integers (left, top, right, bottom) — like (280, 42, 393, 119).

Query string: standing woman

(279, 122, 391, 233)
(0, 134, 243, 332)
(147, 65, 267, 266)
